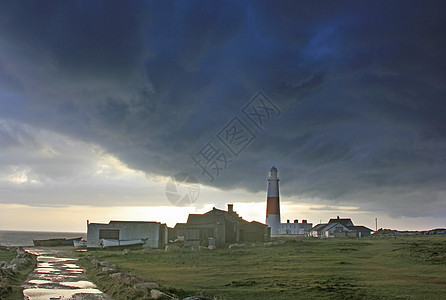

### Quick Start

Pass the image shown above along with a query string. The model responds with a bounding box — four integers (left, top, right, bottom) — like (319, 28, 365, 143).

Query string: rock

(208, 245, 216, 250)
(229, 243, 246, 249)
(264, 242, 274, 247)
(142, 248, 155, 254)
(123, 249, 132, 255)
(11, 264, 18, 273)
(101, 267, 116, 273)
(134, 281, 160, 291)
(91, 258, 101, 267)
(100, 261, 117, 269)
(109, 272, 123, 279)
(10, 257, 29, 267)
(165, 245, 181, 252)
(1, 266, 14, 276)
(150, 289, 170, 299)
(110, 272, 141, 285)
(16, 252, 30, 259)
(183, 297, 212, 300)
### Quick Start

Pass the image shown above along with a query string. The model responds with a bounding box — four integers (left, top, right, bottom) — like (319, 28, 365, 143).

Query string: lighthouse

(266, 166, 281, 235)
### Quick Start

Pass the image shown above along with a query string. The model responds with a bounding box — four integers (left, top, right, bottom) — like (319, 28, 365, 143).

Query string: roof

(348, 225, 373, 232)
(311, 223, 328, 231)
(249, 221, 268, 227)
(328, 217, 354, 227)
(89, 220, 160, 226)
(174, 223, 187, 229)
(109, 220, 159, 224)
(186, 207, 261, 226)
(311, 223, 350, 232)
(324, 223, 349, 231)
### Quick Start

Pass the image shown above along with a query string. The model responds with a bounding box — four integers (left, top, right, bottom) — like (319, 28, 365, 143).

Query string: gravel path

(22, 248, 112, 300)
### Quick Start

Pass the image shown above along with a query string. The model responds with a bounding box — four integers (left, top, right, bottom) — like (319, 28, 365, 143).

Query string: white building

(87, 220, 168, 248)
(279, 219, 313, 235)
(310, 217, 373, 238)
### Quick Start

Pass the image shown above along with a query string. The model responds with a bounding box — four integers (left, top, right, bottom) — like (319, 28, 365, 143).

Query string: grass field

(79, 235, 446, 299)
(0, 248, 16, 263)
(0, 247, 37, 300)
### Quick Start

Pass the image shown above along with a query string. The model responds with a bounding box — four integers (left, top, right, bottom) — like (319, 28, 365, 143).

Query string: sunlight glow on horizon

(1, 201, 444, 233)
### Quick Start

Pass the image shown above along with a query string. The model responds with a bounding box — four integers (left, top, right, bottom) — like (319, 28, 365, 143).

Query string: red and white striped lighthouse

(266, 166, 281, 235)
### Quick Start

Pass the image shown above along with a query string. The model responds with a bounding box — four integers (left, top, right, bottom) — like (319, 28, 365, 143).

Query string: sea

(0, 230, 87, 247)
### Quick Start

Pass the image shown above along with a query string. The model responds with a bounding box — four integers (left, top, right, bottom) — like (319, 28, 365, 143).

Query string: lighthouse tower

(266, 166, 281, 235)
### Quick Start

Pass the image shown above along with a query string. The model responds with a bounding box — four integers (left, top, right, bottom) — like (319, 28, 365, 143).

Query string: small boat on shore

(101, 238, 145, 249)
(33, 237, 82, 247)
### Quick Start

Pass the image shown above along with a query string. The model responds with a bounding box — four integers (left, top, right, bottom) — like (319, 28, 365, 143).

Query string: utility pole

(375, 217, 378, 232)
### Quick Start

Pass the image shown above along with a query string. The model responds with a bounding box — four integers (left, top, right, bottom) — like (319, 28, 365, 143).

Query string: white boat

(74, 240, 87, 248)
(101, 238, 145, 248)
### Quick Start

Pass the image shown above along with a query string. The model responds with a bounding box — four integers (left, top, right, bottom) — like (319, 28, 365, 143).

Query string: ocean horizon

(0, 230, 86, 247)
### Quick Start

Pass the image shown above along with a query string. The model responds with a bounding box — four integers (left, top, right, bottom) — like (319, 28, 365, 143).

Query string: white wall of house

(310, 223, 350, 238)
(279, 223, 304, 235)
(323, 223, 350, 238)
(279, 222, 313, 235)
(87, 221, 166, 248)
(311, 230, 322, 237)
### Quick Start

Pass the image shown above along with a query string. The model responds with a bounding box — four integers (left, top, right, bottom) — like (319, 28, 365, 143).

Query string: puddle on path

(23, 248, 111, 300)
(23, 288, 105, 300)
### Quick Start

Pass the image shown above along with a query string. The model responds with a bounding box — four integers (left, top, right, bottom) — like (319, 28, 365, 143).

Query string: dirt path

(22, 248, 112, 300)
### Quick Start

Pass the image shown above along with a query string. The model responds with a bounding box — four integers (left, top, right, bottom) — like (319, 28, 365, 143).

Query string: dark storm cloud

(0, 1, 148, 77)
(0, 1, 446, 218)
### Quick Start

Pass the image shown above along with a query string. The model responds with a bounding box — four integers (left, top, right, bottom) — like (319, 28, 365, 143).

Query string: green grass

(0, 248, 16, 263)
(0, 248, 37, 300)
(78, 235, 446, 299)
(77, 259, 150, 300)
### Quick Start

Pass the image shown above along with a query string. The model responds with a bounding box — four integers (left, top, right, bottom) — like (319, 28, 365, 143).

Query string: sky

(0, 1, 445, 232)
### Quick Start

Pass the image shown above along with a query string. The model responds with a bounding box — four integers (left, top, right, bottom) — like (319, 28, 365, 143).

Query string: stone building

(182, 204, 270, 248)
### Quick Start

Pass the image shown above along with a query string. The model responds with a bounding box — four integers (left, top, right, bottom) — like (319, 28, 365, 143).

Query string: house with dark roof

(347, 226, 373, 237)
(182, 204, 270, 248)
(310, 217, 373, 238)
(328, 216, 354, 227)
(310, 223, 329, 238)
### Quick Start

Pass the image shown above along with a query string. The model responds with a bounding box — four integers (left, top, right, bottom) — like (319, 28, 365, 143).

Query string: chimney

(287, 219, 290, 223)
(227, 204, 234, 213)
(294, 219, 298, 223)
(337, 216, 340, 219)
